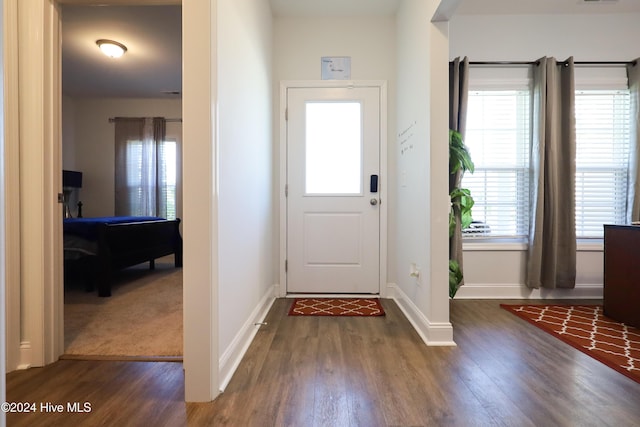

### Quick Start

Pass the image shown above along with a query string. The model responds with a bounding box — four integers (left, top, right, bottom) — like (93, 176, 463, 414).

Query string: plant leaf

(449, 259, 463, 298)
(449, 130, 475, 174)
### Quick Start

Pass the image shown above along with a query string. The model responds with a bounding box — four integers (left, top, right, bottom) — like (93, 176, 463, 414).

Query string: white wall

(392, 0, 452, 344)
(273, 13, 398, 284)
(217, 0, 274, 386)
(63, 97, 182, 217)
(395, 0, 433, 313)
(62, 96, 76, 169)
(449, 12, 640, 298)
(450, 13, 640, 62)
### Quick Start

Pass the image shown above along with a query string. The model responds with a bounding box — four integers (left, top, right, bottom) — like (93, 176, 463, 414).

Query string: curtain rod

(467, 60, 636, 66)
(108, 117, 182, 123)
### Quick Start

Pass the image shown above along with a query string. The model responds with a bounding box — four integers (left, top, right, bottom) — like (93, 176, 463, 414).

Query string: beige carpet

(64, 256, 182, 358)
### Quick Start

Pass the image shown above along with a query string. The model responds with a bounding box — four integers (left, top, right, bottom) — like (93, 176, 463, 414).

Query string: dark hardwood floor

(6, 298, 640, 426)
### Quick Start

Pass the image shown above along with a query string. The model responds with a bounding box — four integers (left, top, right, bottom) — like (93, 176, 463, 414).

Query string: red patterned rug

(288, 298, 385, 316)
(501, 304, 640, 384)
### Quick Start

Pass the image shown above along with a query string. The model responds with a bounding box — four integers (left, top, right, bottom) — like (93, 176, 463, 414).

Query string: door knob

(370, 198, 378, 206)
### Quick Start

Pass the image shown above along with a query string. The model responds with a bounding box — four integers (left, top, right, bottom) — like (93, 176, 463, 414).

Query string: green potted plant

(449, 129, 474, 298)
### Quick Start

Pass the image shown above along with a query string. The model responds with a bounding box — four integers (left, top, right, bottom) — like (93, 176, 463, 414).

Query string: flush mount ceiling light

(96, 39, 127, 58)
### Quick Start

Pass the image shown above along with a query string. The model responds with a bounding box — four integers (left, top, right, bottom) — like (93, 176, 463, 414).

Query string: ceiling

(456, 0, 640, 15)
(270, 0, 402, 17)
(61, 0, 640, 98)
(270, 0, 640, 17)
(61, 5, 182, 98)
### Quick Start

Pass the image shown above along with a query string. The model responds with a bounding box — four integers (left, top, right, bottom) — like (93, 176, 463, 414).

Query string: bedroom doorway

(60, 3, 184, 360)
(10, 0, 217, 401)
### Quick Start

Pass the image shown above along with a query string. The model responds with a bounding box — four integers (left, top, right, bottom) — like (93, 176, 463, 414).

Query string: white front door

(286, 86, 381, 294)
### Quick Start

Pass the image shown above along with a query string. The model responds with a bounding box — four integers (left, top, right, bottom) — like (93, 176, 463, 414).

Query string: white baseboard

(387, 284, 456, 347)
(454, 283, 603, 299)
(285, 293, 381, 298)
(18, 341, 32, 369)
(218, 287, 276, 392)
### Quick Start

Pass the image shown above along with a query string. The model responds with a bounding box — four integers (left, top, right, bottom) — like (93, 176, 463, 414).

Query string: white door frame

(278, 80, 388, 298)
(5, 0, 219, 402)
(4, 0, 64, 371)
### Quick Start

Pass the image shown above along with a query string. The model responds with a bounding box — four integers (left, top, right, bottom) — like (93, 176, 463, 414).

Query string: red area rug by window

(501, 304, 640, 384)
(288, 298, 385, 317)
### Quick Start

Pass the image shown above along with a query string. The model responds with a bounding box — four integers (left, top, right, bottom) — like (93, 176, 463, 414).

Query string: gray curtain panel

(627, 59, 640, 223)
(114, 117, 167, 217)
(449, 57, 469, 280)
(154, 118, 169, 218)
(527, 57, 577, 289)
(114, 118, 146, 216)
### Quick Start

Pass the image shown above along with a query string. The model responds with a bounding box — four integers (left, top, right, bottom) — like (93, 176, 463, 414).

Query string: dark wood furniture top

(603, 224, 640, 328)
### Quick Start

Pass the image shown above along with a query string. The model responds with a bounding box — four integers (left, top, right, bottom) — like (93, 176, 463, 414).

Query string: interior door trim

(278, 80, 388, 298)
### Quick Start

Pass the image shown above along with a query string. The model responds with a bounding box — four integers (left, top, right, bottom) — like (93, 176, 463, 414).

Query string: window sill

(576, 239, 603, 252)
(463, 238, 527, 251)
(462, 238, 603, 252)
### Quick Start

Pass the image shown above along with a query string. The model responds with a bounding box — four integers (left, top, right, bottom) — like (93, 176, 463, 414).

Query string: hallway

(7, 298, 640, 426)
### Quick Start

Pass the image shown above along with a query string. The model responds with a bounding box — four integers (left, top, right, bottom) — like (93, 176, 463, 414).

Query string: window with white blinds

(124, 139, 151, 217)
(462, 66, 632, 242)
(574, 89, 630, 238)
(159, 139, 178, 220)
(462, 89, 531, 238)
(124, 138, 177, 219)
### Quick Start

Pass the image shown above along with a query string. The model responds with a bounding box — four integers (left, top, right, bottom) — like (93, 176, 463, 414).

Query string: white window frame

(463, 66, 532, 242)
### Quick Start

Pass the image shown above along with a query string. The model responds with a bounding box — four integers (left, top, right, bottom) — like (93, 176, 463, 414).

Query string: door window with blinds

(463, 65, 631, 241)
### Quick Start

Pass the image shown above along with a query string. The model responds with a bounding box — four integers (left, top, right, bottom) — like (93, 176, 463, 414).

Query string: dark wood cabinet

(603, 224, 640, 328)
